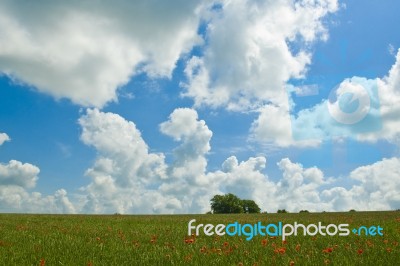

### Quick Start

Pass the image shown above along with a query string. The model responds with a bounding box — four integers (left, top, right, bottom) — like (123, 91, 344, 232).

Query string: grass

(0, 211, 399, 265)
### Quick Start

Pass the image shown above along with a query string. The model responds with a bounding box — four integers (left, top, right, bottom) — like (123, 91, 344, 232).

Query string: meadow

(0, 211, 399, 265)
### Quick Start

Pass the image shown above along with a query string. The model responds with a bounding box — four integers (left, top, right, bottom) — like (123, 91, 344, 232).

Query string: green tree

(211, 193, 243, 214)
(210, 193, 261, 214)
(241, 199, 261, 213)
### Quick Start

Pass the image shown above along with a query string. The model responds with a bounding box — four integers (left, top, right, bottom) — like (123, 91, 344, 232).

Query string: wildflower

(261, 239, 268, 246)
(87, 262, 93, 266)
(324, 259, 330, 265)
(238, 263, 244, 266)
(96, 237, 101, 241)
(289, 260, 295, 266)
(200, 246, 207, 253)
(39, 258, 45, 266)
(282, 240, 287, 245)
(223, 241, 229, 247)
(386, 248, 392, 253)
(322, 247, 333, 253)
(150, 239, 156, 244)
(274, 247, 286, 254)
(357, 249, 363, 255)
(383, 239, 389, 244)
(295, 244, 301, 252)
(184, 238, 195, 244)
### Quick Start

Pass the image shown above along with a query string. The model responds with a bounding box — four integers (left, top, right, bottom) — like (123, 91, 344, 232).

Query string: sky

(0, 0, 400, 214)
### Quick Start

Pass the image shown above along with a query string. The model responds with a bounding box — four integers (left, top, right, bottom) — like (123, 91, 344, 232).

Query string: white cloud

(0, 0, 203, 107)
(77, 108, 400, 214)
(160, 108, 212, 178)
(0, 133, 10, 146)
(0, 133, 75, 213)
(0, 186, 76, 214)
(78, 108, 218, 214)
(256, 48, 400, 146)
(250, 103, 321, 147)
(358, 49, 400, 144)
(0, 160, 76, 213)
(78, 108, 169, 213)
(183, 0, 338, 110)
(250, 48, 400, 146)
(320, 157, 400, 211)
(2, 109, 396, 214)
(0, 160, 39, 188)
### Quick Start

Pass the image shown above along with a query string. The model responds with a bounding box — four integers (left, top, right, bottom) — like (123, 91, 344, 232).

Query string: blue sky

(1, 0, 400, 214)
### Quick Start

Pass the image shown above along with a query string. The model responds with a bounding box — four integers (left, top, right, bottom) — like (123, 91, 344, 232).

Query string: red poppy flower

(322, 247, 333, 253)
(274, 247, 286, 254)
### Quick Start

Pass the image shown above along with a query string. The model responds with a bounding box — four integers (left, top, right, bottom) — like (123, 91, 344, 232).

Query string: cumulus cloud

(160, 108, 212, 181)
(0, 133, 10, 146)
(0, 186, 76, 214)
(2, 110, 396, 214)
(0, 134, 75, 213)
(252, 48, 400, 147)
(1, 110, 397, 214)
(0, 159, 76, 213)
(77, 109, 400, 214)
(78, 108, 218, 214)
(0, 0, 203, 107)
(357, 49, 400, 144)
(322, 157, 400, 211)
(250, 103, 321, 147)
(0, 160, 39, 188)
(183, 0, 338, 110)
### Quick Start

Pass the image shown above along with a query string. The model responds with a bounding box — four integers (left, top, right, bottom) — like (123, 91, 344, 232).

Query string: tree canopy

(210, 193, 261, 214)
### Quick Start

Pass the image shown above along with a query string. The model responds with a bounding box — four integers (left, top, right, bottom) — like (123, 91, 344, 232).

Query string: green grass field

(0, 211, 399, 265)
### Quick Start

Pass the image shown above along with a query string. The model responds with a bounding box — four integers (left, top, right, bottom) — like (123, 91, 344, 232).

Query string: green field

(0, 211, 399, 265)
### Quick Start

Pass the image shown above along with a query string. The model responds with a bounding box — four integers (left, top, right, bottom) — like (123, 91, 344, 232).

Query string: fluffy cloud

(183, 0, 338, 110)
(0, 160, 76, 213)
(78, 108, 168, 213)
(160, 108, 212, 182)
(77, 109, 400, 214)
(0, 0, 203, 107)
(322, 157, 400, 211)
(78, 108, 219, 214)
(250, 103, 321, 147)
(252, 48, 400, 147)
(0, 133, 10, 146)
(0, 134, 75, 213)
(0, 186, 75, 214)
(0, 160, 39, 188)
(358, 49, 400, 144)
(2, 110, 396, 214)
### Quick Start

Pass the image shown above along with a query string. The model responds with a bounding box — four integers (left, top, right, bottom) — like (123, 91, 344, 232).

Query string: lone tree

(210, 193, 261, 214)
